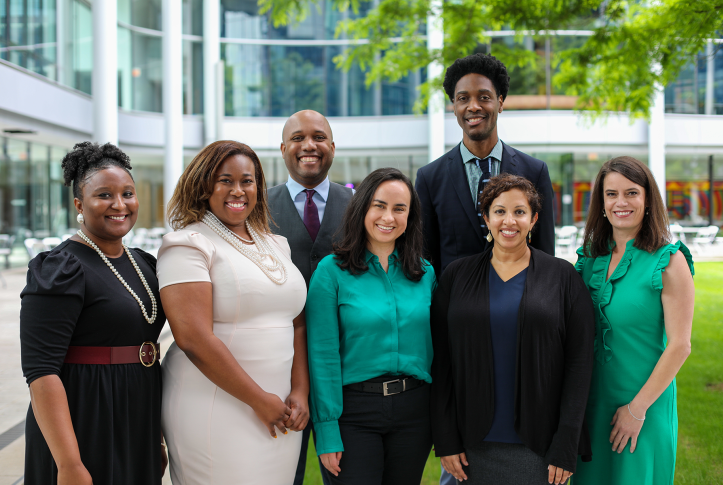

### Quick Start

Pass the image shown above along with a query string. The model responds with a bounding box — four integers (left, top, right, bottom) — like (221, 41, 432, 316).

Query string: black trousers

(326, 381, 433, 485)
(293, 421, 332, 485)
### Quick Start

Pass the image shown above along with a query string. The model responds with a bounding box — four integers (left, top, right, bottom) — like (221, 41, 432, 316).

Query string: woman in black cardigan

(430, 174, 594, 485)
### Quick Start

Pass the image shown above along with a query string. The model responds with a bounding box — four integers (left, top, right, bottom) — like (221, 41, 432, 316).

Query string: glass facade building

(1, 1, 723, 266)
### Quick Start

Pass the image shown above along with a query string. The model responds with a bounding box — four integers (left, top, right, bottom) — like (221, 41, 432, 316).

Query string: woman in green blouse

(306, 167, 436, 485)
(573, 156, 695, 485)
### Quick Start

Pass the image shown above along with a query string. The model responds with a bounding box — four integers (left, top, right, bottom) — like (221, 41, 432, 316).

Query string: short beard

(467, 130, 493, 142)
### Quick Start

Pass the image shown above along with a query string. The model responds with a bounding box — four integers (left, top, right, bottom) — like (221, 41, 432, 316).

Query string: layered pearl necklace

(76, 230, 158, 324)
(202, 212, 288, 285)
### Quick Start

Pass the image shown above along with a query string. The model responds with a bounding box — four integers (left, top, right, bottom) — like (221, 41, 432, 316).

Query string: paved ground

(0, 266, 173, 485)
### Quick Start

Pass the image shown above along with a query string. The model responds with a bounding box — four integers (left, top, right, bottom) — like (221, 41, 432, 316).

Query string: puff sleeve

(20, 251, 85, 385)
(156, 229, 216, 289)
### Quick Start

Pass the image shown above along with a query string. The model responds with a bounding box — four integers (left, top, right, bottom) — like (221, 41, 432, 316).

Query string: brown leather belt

(64, 342, 160, 367)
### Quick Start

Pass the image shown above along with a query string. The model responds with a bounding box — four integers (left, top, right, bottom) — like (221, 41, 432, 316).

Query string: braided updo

(61, 141, 133, 199)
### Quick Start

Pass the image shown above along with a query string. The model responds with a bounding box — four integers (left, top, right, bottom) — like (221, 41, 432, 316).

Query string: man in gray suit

(267, 110, 353, 485)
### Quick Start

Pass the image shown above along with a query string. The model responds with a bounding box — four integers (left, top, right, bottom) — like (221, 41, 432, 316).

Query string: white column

(92, 0, 118, 145)
(648, 65, 666, 204)
(203, 0, 221, 144)
(705, 40, 715, 115)
(427, 0, 445, 164)
(163, 0, 184, 221)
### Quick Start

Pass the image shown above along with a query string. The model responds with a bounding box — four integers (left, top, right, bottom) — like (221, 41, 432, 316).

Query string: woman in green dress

(573, 156, 695, 485)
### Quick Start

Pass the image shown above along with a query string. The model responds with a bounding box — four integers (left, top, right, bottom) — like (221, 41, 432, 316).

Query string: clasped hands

(253, 389, 309, 439)
(441, 453, 573, 484)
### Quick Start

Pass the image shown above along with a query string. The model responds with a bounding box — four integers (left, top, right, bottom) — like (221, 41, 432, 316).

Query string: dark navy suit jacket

(416, 142, 556, 276)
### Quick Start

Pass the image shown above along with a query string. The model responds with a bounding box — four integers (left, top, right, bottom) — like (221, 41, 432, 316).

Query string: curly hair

(443, 53, 510, 102)
(333, 168, 427, 282)
(581, 156, 670, 258)
(479, 174, 542, 234)
(167, 140, 271, 234)
(61, 142, 133, 199)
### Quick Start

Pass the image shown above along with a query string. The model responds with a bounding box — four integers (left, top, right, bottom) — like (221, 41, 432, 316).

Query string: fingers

(548, 466, 573, 485)
(612, 431, 628, 453)
(460, 452, 469, 467)
(548, 465, 556, 484)
(321, 452, 342, 476)
(563, 470, 573, 483)
(285, 405, 300, 430)
(630, 434, 638, 453)
(554, 466, 564, 484)
(441, 455, 468, 481)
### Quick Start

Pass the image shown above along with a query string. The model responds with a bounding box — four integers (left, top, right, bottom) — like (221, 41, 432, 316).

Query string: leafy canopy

(259, 0, 723, 118)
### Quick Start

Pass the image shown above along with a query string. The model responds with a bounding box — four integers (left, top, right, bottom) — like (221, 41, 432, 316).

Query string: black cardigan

(430, 246, 594, 472)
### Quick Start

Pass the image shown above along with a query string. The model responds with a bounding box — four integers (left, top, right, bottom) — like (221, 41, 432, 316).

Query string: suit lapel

(316, 184, 339, 243)
(445, 146, 485, 245)
(499, 142, 518, 175)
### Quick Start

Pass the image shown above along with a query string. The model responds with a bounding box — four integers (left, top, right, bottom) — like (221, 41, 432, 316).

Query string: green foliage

(259, 0, 723, 118)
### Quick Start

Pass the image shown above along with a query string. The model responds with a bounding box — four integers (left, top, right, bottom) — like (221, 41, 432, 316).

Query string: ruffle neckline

(576, 240, 635, 365)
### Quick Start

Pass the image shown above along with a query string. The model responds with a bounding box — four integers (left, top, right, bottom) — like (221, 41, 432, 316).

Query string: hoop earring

(486, 230, 493, 243)
(77, 213, 84, 224)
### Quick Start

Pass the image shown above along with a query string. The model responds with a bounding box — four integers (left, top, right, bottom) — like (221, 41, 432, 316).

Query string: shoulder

(441, 251, 485, 281)
(418, 146, 460, 178)
(129, 247, 157, 269)
(22, 242, 85, 297)
(158, 223, 216, 261)
(267, 183, 288, 198)
(264, 233, 291, 257)
(328, 181, 354, 200)
(316, 253, 340, 272)
(503, 143, 547, 173)
(650, 241, 694, 291)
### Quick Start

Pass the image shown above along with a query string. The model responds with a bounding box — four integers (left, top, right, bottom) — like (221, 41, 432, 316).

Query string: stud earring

(486, 230, 493, 243)
(602, 210, 607, 218)
(77, 213, 84, 224)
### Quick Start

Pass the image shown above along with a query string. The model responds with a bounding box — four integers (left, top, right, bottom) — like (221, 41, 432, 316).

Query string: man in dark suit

(417, 54, 556, 485)
(416, 53, 555, 279)
(267, 109, 353, 485)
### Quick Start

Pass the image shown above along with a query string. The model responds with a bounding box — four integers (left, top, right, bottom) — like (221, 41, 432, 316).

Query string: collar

(460, 138, 503, 164)
(286, 176, 330, 201)
(365, 248, 400, 264)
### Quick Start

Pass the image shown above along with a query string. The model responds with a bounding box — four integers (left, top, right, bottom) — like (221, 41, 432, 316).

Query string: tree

(259, 0, 723, 118)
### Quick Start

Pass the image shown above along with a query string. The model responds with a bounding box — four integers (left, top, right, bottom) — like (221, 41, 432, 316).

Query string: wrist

(627, 401, 646, 421)
(629, 398, 649, 417)
(56, 459, 85, 471)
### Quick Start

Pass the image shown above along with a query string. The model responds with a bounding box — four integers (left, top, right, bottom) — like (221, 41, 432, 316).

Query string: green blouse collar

(365, 248, 399, 264)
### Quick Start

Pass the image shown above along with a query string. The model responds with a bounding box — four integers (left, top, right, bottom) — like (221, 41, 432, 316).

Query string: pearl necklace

(201, 212, 288, 285)
(76, 230, 158, 324)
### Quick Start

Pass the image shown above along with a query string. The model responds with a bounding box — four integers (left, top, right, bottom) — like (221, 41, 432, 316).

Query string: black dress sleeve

(20, 250, 85, 385)
(131, 247, 158, 273)
(430, 264, 465, 457)
(543, 263, 595, 471)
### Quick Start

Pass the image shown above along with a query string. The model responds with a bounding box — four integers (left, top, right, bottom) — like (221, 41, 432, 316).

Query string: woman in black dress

(20, 142, 167, 484)
(430, 174, 594, 485)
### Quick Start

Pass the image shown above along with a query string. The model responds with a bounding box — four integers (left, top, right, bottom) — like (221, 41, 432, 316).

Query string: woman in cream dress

(157, 141, 308, 484)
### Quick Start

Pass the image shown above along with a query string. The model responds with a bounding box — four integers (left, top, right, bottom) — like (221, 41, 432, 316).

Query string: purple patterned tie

(303, 189, 320, 242)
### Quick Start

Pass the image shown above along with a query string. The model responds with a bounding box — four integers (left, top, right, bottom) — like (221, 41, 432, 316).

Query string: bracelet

(627, 403, 645, 421)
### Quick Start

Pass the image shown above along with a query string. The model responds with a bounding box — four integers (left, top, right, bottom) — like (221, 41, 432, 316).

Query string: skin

(280, 110, 335, 189)
(319, 180, 411, 477)
(453, 73, 504, 160)
(161, 154, 310, 439)
(602, 172, 694, 455)
(31, 166, 167, 484)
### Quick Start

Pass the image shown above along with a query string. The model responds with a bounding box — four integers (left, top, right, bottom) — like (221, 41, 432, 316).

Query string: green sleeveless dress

(572, 240, 694, 485)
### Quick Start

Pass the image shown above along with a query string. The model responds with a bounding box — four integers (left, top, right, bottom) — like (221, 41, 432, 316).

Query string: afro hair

(443, 54, 510, 102)
(61, 141, 133, 199)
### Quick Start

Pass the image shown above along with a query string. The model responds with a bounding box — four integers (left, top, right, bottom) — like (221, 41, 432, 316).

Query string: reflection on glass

(183, 40, 204, 114)
(118, 0, 162, 31)
(118, 28, 163, 112)
(0, 0, 57, 80)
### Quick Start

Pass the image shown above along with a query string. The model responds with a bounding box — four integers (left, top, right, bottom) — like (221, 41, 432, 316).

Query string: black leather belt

(344, 377, 425, 396)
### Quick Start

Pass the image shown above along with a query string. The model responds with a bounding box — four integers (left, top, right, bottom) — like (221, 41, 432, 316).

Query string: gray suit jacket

(267, 182, 354, 287)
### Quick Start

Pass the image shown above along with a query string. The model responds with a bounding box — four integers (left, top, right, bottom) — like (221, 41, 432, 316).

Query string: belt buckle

(139, 341, 157, 368)
(382, 378, 405, 396)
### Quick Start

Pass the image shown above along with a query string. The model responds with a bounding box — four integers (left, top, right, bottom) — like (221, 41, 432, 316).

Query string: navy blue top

(483, 265, 528, 444)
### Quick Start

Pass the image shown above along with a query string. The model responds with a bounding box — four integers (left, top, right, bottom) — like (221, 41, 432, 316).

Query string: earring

(77, 213, 84, 224)
(646, 209, 649, 215)
(528, 232, 532, 243)
(602, 210, 607, 218)
(486, 230, 493, 243)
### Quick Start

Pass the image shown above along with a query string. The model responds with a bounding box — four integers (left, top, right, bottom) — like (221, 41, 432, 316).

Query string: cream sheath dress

(157, 222, 306, 484)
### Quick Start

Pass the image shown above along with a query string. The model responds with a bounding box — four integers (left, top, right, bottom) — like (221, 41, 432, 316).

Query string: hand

(284, 390, 310, 432)
(161, 443, 169, 476)
(440, 453, 468, 481)
(58, 462, 93, 485)
(252, 392, 292, 438)
(320, 452, 343, 477)
(610, 403, 645, 453)
(548, 465, 572, 484)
